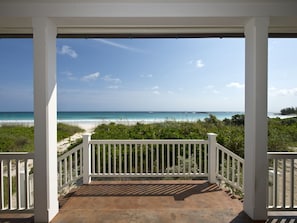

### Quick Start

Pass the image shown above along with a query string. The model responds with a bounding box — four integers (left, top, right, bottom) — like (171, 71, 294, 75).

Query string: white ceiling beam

(0, 2, 297, 18)
(0, 1, 297, 35)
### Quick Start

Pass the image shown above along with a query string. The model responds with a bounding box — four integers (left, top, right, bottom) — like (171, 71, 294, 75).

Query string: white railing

(216, 144, 244, 192)
(0, 144, 84, 212)
(57, 144, 83, 191)
(85, 138, 209, 180)
(4, 133, 296, 213)
(0, 152, 34, 211)
(267, 152, 297, 211)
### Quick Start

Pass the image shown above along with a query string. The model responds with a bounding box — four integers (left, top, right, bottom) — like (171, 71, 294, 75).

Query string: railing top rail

(0, 152, 34, 160)
(267, 152, 297, 159)
(89, 139, 207, 144)
(216, 143, 244, 163)
(58, 143, 83, 160)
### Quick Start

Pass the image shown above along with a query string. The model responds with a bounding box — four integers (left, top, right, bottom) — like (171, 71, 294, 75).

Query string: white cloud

(102, 75, 121, 84)
(151, 86, 160, 94)
(204, 85, 220, 94)
(94, 39, 142, 53)
(59, 45, 78, 58)
(196, 59, 205, 68)
(81, 72, 100, 81)
(140, 74, 153, 78)
(167, 90, 174, 94)
(61, 71, 77, 80)
(269, 87, 297, 96)
(226, 82, 245, 89)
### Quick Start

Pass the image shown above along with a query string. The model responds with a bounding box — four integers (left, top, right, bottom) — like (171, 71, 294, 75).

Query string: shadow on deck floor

(52, 180, 251, 223)
(1, 180, 296, 223)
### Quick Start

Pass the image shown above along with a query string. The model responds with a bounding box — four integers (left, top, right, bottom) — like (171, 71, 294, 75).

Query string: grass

(92, 116, 297, 158)
(57, 123, 84, 142)
(1, 115, 297, 157)
(0, 123, 84, 152)
(0, 125, 34, 152)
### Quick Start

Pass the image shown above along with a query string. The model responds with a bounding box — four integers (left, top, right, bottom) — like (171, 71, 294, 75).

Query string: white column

(244, 17, 269, 221)
(32, 17, 58, 223)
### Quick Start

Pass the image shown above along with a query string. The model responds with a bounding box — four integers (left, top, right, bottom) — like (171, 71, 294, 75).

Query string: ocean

(0, 111, 244, 125)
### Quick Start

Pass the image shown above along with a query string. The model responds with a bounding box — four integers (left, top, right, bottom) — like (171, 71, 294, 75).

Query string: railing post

(208, 133, 217, 184)
(83, 133, 91, 184)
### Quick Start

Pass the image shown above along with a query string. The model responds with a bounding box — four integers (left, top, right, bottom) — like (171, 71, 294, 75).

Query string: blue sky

(0, 37, 296, 112)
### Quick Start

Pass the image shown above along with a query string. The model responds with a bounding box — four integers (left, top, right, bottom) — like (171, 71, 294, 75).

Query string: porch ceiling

(0, 0, 297, 36)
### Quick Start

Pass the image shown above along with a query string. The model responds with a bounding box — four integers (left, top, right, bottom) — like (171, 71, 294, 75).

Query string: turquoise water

(0, 111, 244, 123)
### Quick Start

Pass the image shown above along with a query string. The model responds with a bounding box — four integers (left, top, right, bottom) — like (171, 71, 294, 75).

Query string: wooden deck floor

(52, 180, 249, 223)
(1, 180, 296, 223)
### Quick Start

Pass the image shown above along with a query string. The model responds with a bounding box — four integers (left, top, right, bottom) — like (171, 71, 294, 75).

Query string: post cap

(207, 133, 217, 136)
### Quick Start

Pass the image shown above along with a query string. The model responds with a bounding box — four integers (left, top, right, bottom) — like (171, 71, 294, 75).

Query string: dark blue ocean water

(0, 111, 244, 124)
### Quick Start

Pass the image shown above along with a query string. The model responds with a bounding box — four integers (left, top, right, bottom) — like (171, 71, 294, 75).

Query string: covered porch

(1, 0, 297, 222)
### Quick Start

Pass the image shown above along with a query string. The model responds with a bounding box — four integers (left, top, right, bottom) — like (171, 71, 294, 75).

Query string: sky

(0, 37, 296, 112)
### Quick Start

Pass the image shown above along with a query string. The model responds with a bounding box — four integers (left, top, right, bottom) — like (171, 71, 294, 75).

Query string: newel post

(208, 133, 217, 184)
(83, 133, 91, 184)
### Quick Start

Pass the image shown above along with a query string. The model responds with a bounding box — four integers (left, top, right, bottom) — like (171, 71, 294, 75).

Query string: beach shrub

(230, 114, 245, 126)
(280, 107, 297, 115)
(92, 115, 297, 158)
(0, 125, 34, 152)
(57, 123, 84, 141)
(0, 123, 83, 152)
(268, 117, 297, 151)
(1, 115, 297, 156)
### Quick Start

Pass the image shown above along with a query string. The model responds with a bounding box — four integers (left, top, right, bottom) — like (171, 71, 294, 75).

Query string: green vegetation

(268, 117, 297, 151)
(0, 123, 83, 152)
(92, 116, 245, 156)
(93, 115, 297, 158)
(0, 125, 34, 152)
(1, 115, 297, 157)
(280, 107, 297, 115)
(57, 123, 83, 142)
